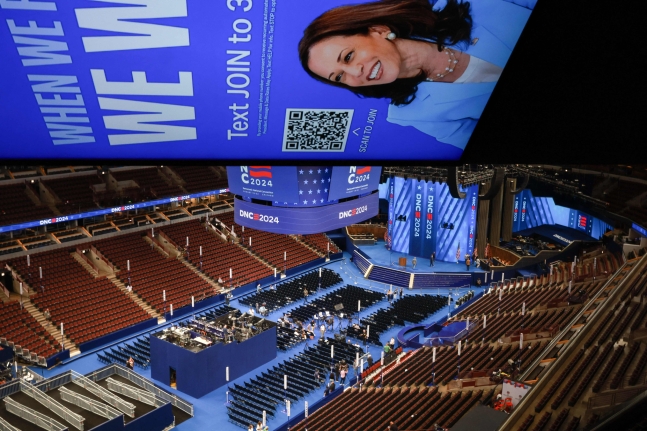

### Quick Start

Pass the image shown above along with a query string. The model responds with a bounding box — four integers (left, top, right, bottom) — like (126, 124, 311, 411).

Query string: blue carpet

(38, 252, 473, 431)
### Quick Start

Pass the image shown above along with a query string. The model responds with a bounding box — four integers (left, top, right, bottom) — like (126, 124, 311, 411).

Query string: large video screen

(0, 0, 535, 161)
(387, 176, 478, 261)
(512, 189, 613, 239)
(228, 165, 380, 206)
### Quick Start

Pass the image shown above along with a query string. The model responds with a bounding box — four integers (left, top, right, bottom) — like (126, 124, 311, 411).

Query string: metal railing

(106, 377, 158, 407)
(70, 370, 135, 417)
(0, 416, 21, 431)
(4, 397, 67, 431)
(59, 386, 122, 420)
(112, 365, 194, 416)
(20, 381, 85, 430)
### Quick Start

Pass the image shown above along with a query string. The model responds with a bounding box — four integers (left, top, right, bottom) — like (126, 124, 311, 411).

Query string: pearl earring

(386, 32, 396, 41)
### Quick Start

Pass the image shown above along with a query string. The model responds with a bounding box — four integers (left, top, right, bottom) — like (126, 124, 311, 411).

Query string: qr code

(283, 109, 354, 152)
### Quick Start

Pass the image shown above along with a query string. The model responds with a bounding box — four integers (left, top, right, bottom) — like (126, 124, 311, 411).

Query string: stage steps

(22, 300, 80, 357)
(107, 274, 164, 323)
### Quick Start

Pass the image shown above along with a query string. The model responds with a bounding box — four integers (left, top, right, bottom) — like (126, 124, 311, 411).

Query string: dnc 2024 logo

(240, 166, 273, 187)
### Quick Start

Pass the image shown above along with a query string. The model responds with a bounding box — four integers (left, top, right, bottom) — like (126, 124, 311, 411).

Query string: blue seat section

(227, 337, 362, 428)
(97, 335, 151, 369)
(353, 250, 371, 276)
(367, 266, 410, 287)
(413, 273, 472, 289)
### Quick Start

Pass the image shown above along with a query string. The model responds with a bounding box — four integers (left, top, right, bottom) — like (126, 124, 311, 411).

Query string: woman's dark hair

(298, 0, 472, 105)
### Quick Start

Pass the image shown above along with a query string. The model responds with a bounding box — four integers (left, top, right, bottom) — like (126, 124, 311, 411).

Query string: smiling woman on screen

(298, 0, 535, 149)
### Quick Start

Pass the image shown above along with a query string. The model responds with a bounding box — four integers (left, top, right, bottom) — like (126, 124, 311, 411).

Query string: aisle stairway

(22, 300, 80, 357)
(108, 275, 163, 323)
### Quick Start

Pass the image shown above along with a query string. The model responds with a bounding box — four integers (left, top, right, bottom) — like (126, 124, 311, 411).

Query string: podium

(399, 257, 407, 267)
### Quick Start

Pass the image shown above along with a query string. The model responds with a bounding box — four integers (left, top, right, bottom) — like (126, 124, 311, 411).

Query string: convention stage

(353, 241, 488, 289)
(357, 240, 487, 274)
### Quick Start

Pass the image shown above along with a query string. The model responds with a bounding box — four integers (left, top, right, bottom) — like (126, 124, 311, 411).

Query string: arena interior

(1, 164, 647, 431)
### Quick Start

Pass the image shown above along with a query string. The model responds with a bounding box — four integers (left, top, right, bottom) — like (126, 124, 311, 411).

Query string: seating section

(169, 165, 228, 192)
(98, 336, 151, 369)
(346, 294, 447, 345)
(0, 301, 60, 358)
(6, 249, 150, 345)
(111, 167, 183, 198)
(93, 232, 217, 312)
(456, 279, 606, 319)
(301, 234, 341, 255)
(160, 219, 273, 286)
(42, 174, 102, 214)
(289, 384, 482, 431)
(227, 338, 361, 428)
(276, 326, 312, 351)
(239, 269, 343, 313)
(381, 341, 544, 388)
(0, 183, 54, 227)
(218, 212, 321, 270)
(504, 257, 647, 430)
(286, 285, 384, 325)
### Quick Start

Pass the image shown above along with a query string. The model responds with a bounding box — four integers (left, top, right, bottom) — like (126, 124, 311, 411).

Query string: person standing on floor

(303, 287, 309, 303)
(430, 251, 436, 267)
(320, 323, 326, 339)
(466, 256, 471, 271)
(399, 286, 404, 299)
(412, 256, 417, 269)
(340, 365, 347, 385)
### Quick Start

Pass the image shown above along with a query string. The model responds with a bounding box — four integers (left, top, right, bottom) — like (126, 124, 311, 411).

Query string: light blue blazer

(386, 0, 536, 149)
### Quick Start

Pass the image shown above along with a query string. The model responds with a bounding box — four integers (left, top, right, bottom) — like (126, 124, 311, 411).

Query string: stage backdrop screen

(0, 0, 536, 161)
(512, 189, 613, 239)
(387, 176, 478, 262)
(329, 166, 381, 201)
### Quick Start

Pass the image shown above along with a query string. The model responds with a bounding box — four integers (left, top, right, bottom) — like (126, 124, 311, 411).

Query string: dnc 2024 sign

(0, 0, 534, 160)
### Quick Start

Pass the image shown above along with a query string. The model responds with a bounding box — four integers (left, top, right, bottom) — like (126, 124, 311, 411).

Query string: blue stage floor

(357, 240, 486, 274)
(34, 251, 468, 431)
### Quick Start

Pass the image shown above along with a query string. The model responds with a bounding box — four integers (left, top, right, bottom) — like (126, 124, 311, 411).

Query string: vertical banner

(408, 179, 427, 257)
(388, 176, 395, 248)
(467, 186, 478, 257)
(422, 181, 438, 259)
(391, 177, 412, 254)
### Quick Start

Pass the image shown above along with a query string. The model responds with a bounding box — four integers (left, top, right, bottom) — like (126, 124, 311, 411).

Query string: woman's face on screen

(308, 27, 403, 87)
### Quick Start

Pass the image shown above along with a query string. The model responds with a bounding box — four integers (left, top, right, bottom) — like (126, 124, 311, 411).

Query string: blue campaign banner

(434, 183, 478, 262)
(227, 166, 299, 203)
(387, 176, 395, 248)
(329, 166, 381, 200)
(408, 179, 428, 257)
(390, 176, 412, 254)
(233, 193, 378, 234)
(0, 0, 536, 161)
(421, 181, 438, 259)
(0, 187, 229, 233)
